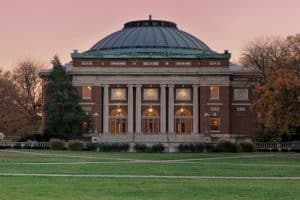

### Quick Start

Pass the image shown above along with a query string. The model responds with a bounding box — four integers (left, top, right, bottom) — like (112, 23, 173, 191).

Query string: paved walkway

(0, 173, 299, 180)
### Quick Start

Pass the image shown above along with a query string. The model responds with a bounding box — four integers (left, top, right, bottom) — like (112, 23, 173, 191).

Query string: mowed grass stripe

(0, 161, 299, 168)
(1, 173, 300, 180)
(1, 177, 300, 200)
(0, 161, 299, 177)
(3, 150, 298, 163)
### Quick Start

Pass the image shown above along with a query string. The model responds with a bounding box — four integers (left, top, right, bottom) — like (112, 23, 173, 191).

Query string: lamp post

(93, 112, 99, 134)
(204, 112, 210, 136)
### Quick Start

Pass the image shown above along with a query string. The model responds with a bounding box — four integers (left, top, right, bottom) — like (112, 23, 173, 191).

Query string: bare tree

(240, 35, 300, 83)
(12, 59, 43, 125)
(0, 59, 43, 140)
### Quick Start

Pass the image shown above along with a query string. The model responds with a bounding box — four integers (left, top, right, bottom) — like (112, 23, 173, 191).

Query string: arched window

(142, 107, 160, 134)
(109, 108, 127, 134)
(175, 108, 192, 134)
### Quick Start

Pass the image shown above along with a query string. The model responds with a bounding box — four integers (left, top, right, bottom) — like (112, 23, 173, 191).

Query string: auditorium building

(41, 17, 259, 145)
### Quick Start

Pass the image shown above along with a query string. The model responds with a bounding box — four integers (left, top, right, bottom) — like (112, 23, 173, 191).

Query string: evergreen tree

(44, 56, 88, 140)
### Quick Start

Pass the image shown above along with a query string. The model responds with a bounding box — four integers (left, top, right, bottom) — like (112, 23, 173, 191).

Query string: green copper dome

(72, 18, 230, 59)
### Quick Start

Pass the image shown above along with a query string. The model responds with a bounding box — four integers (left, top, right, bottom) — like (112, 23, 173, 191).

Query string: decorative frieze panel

(175, 61, 192, 66)
(210, 106, 219, 111)
(82, 106, 92, 112)
(143, 61, 159, 66)
(81, 60, 93, 66)
(236, 107, 246, 112)
(110, 61, 127, 66)
(200, 76, 230, 86)
(209, 60, 221, 66)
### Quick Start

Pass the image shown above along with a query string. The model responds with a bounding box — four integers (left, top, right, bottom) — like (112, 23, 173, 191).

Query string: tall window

(142, 108, 160, 134)
(210, 117, 220, 131)
(175, 108, 192, 134)
(109, 108, 127, 134)
(210, 86, 219, 100)
(82, 86, 92, 99)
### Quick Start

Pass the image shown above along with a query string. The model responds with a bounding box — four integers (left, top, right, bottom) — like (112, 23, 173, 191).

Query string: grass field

(0, 150, 299, 200)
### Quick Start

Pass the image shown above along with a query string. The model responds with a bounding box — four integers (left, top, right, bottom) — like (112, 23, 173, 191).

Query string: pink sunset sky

(0, 0, 299, 70)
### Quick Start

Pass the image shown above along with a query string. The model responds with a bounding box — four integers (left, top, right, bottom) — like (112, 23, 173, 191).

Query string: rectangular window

(143, 88, 159, 101)
(82, 86, 92, 100)
(210, 86, 219, 100)
(111, 88, 126, 101)
(234, 89, 249, 100)
(210, 117, 220, 131)
(176, 88, 191, 101)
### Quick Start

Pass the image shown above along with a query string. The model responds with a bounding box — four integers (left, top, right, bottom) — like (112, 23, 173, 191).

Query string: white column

(193, 85, 199, 134)
(160, 85, 166, 133)
(168, 85, 175, 133)
(127, 85, 134, 133)
(103, 84, 109, 134)
(135, 84, 142, 133)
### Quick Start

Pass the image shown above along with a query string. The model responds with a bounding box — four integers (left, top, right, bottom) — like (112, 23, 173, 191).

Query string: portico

(80, 83, 201, 135)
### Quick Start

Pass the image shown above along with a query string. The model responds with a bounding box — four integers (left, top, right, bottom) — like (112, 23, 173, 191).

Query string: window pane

(234, 89, 249, 100)
(143, 88, 159, 101)
(176, 88, 191, 101)
(210, 86, 219, 99)
(111, 88, 126, 100)
(82, 86, 92, 99)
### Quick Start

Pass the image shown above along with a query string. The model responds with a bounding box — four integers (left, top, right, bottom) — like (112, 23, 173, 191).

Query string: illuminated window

(82, 86, 92, 99)
(142, 107, 160, 134)
(210, 86, 219, 100)
(210, 117, 220, 131)
(176, 88, 191, 101)
(175, 108, 192, 134)
(111, 88, 126, 101)
(143, 88, 159, 101)
(234, 89, 249, 100)
(109, 108, 127, 134)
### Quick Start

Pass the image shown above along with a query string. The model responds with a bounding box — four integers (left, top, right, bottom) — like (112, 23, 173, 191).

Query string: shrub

(151, 144, 165, 153)
(204, 143, 216, 152)
(50, 139, 65, 150)
(13, 143, 22, 149)
(194, 143, 204, 152)
(177, 143, 205, 153)
(100, 143, 129, 152)
(68, 140, 85, 151)
(216, 141, 241, 152)
(177, 144, 192, 152)
(240, 142, 256, 152)
(134, 143, 148, 152)
(85, 142, 99, 151)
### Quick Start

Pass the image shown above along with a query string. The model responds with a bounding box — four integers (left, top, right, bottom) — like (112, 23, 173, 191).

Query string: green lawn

(0, 150, 299, 200)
